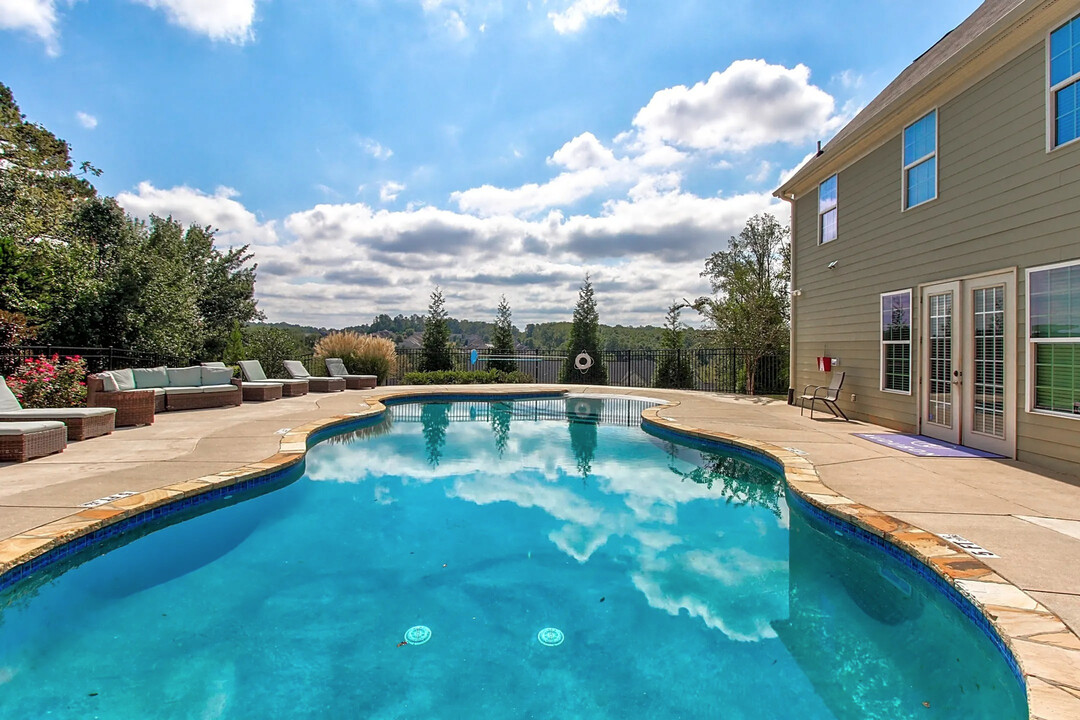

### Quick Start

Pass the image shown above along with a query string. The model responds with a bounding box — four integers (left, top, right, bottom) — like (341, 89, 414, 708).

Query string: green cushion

(132, 366, 169, 389)
(0, 377, 23, 413)
(238, 360, 268, 382)
(111, 368, 136, 391)
(167, 366, 203, 387)
(201, 366, 235, 386)
(99, 373, 120, 392)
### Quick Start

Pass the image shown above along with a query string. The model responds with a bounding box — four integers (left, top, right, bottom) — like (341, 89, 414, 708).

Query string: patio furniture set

(0, 358, 377, 463)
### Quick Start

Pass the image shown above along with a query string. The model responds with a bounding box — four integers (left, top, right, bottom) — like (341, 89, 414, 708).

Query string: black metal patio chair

(799, 371, 849, 421)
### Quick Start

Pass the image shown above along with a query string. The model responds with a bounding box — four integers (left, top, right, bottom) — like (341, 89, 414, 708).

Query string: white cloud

(116, 182, 279, 247)
(632, 59, 843, 153)
(746, 160, 773, 184)
(75, 111, 98, 129)
(379, 180, 406, 203)
(549, 0, 624, 35)
(833, 69, 864, 91)
(0, 0, 59, 55)
(358, 137, 393, 160)
(132, 0, 257, 43)
(777, 150, 817, 188)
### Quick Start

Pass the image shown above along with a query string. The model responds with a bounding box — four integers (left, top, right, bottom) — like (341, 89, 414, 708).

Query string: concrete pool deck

(0, 385, 1078, 717)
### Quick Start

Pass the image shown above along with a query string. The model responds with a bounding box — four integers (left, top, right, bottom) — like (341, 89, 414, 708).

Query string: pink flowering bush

(6, 355, 88, 408)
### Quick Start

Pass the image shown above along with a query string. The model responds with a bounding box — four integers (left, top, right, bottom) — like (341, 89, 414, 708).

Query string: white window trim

(818, 174, 838, 245)
(900, 109, 939, 211)
(1025, 259, 1080, 419)
(1046, 13, 1080, 153)
(880, 289, 913, 395)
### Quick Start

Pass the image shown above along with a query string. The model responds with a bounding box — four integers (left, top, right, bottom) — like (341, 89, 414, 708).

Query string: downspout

(780, 193, 797, 404)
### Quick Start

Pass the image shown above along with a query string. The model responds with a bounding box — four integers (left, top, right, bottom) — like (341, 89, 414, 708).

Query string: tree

(696, 213, 790, 394)
(420, 286, 452, 372)
(489, 295, 516, 373)
(243, 324, 305, 377)
(559, 274, 607, 384)
(654, 302, 694, 389)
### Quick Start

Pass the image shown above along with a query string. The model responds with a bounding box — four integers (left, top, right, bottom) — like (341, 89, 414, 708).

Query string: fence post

(730, 348, 737, 392)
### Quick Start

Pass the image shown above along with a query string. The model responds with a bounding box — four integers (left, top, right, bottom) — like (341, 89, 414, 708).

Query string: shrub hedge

(402, 369, 533, 385)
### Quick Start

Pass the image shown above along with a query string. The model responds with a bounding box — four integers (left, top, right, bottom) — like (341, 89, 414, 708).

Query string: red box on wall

(817, 357, 832, 372)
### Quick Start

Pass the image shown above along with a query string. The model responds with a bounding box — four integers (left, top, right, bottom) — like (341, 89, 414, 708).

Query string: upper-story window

(903, 110, 937, 209)
(1050, 13, 1080, 148)
(818, 175, 837, 244)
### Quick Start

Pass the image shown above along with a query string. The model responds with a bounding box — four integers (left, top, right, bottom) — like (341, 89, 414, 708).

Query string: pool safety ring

(404, 625, 432, 645)
(537, 627, 565, 647)
(573, 352, 594, 373)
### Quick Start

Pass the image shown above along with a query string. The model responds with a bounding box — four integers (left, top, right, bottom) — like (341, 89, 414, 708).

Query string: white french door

(920, 273, 1015, 457)
(921, 282, 961, 444)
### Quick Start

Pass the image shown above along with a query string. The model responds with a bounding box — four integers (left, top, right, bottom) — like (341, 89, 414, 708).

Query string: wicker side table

(88, 389, 156, 427)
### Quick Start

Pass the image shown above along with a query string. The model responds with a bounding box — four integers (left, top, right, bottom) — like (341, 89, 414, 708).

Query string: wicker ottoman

(307, 377, 346, 393)
(279, 380, 309, 397)
(88, 388, 157, 427)
(241, 382, 283, 402)
(0, 421, 67, 462)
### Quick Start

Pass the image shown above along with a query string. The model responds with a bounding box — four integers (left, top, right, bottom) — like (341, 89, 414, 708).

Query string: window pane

(904, 111, 935, 164)
(884, 343, 911, 393)
(819, 175, 837, 213)
(881, 292, 910, 341)
(1034, 342, 1080, 414)
(1057, 83, 1079, 147)
(1051, 16, 1080, 86)
(821, 208, 837, 243)
(906, 156, 936, 207)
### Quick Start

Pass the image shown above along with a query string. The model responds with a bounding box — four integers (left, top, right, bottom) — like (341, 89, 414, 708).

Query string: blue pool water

(0, 397, 1026, 719)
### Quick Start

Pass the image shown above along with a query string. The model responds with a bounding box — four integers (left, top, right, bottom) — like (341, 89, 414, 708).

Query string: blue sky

(1, 0, 981, 327)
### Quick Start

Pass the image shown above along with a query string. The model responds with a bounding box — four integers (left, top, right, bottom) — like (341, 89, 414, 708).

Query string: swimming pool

(0, 397, 1026, 718)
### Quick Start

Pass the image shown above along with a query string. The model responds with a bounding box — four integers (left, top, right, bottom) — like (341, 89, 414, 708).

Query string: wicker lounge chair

(0, 420, 67, 462)
(238, 360, 309, 397)
(324, 358, 377, 389)
(0, 377, 115, 441)
(202, 362, 282, 402)
(283, 360, 345, 393)
(799, 371, 849, 420)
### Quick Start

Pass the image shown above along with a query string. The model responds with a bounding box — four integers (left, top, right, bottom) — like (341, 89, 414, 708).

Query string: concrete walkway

(1, 385, 1079, 712)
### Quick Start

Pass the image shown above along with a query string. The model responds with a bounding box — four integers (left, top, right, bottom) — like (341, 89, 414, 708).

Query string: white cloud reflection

(304, 410, 789, 641)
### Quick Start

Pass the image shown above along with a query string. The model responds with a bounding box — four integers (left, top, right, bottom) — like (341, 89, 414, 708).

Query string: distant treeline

(258, 315, 708, 352)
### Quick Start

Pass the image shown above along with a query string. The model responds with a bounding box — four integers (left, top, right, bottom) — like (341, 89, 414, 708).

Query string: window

(903, 110, 937, 209)
(818, 175, 837, 243)
(1028, 260, 1080, 415)
(1050, 13, 1080, 148)
(881, 290, 912, 393)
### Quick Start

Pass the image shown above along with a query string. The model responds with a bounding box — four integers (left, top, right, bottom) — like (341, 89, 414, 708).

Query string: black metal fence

(381, 347, 786, 394)
(2, 345, 787, 395)
(0, 345, 187, 375)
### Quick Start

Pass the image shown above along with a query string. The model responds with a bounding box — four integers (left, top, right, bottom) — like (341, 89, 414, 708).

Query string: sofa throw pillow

(132, 366, 170, 389)
(0, 377, 23, 412)
(167, 366, 204, 387)
(99, 372, 120, 392)
(201, 366, 235, 386)
(111, 368, 136, 391)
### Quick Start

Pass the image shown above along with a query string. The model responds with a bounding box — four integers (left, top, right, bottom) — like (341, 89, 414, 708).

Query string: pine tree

(559, 274, 607, 384)
(489, 295, 516, 373)
(654, 302, 694, 388)
(420, 286, 452, 372)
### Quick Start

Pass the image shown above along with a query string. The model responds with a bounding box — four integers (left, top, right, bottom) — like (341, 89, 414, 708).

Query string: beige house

(775, 0, 1080, 474)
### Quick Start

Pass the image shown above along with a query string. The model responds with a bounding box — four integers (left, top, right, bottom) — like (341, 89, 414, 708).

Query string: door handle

(952, 370, 962, 386)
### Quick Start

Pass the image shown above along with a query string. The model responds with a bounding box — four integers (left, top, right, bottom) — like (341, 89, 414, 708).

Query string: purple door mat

(853, 433, 1004, 458)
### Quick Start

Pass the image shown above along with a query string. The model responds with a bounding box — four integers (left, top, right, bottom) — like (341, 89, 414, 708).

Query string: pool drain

(404, 626, 432, 645)
(537, 627, 564, 647)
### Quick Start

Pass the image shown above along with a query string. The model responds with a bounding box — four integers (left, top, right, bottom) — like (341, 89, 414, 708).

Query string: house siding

(792, 41, 1080, 473)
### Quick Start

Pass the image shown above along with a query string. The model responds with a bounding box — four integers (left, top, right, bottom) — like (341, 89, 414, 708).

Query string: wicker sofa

(88, 365, 242, 425)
